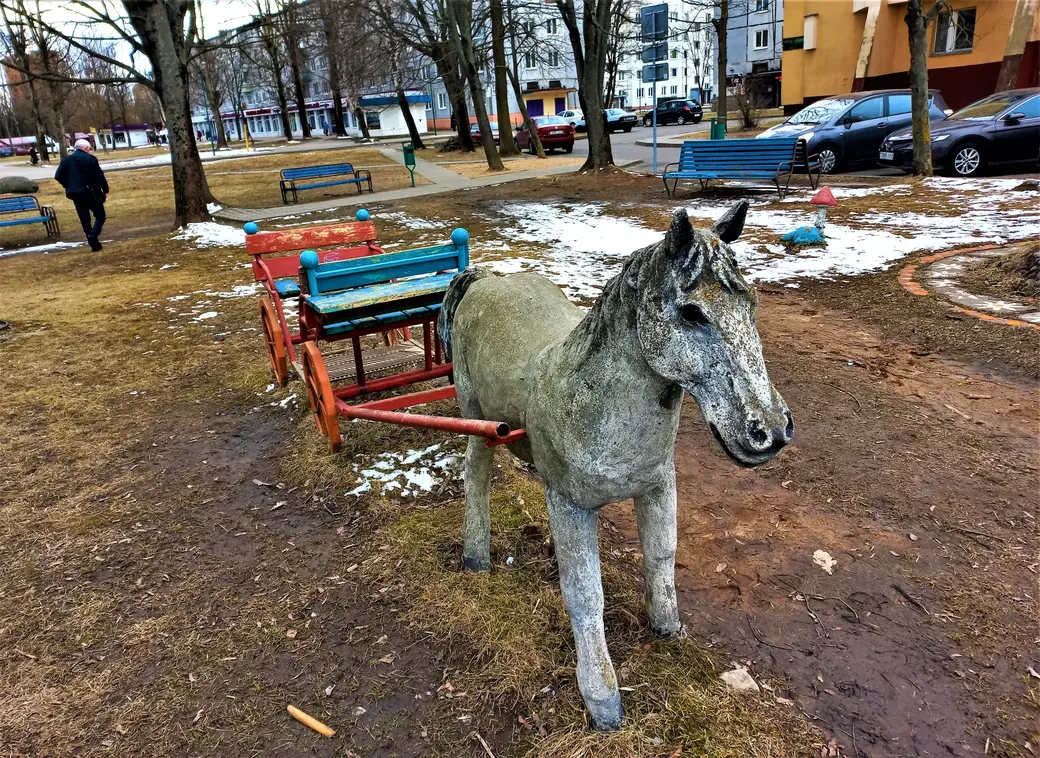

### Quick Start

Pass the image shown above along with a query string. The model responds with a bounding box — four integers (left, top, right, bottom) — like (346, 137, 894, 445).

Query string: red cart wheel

(301, 341, 342, 453)
(259, 296, 289, 386)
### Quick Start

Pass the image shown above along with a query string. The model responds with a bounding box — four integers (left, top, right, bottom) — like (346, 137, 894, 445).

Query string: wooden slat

(282, 163, 356, 180)
(312, 248, 461, 294)
(246, 221, 378, 255)
(319, 341, 426, 383)
(308, 272, 456, 314)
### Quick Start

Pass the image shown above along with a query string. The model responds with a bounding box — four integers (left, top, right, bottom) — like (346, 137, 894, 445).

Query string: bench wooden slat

(281, 163, 356, 180)
(664, 137, 819, 199)
(310, 245, 462, 293)
(246, 220, 379, 256)
(0, 196, 41, 213)
(309, 272, 456, 315)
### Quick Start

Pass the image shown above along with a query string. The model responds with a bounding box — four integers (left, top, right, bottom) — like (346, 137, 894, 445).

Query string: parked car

(515, 116, 575, 154)
(0, 146, 13, 158)
(605, 108, 637, 133)
(470, 121, 500, 146)
(642, 99, 702, 127)
(878, 87, 1040, 176)
(757, 89, 951, 173)
(556, 109, 585, 131)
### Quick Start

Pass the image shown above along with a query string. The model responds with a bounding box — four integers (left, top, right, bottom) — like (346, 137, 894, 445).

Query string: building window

(437, 92, 448, 110)
(618, 70, 627, 80)
(547, 50, 560, 67)
(637, 88, 644, 98)
(933, 8, 975, 54)
(669, 85, 677, 95)
(671, 48, 678, 58)
(545, 18, 557, 34)
(755, 0, 768, 10)
(522, 20, 535, 35)
(525, 51, 537, 69)
(754, 29, 769, 49)
(670, 67, 677, 77)
(803, 14, 817, 50)
(694, 39, 700, 50)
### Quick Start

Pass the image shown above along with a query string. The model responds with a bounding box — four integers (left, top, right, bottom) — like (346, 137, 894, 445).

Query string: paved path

(215, 150, 635, 223)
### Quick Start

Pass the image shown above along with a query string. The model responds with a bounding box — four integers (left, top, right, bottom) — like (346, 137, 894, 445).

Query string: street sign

(641, 63, 669, 83)
(641, 41, 668, 64)
(641, 3, 668, 41)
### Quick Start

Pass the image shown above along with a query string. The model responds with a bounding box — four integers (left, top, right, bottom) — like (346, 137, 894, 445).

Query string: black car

(879, 88, 1040, 176)
(758, 89, 950, 173)
(642, 99, 702, 127)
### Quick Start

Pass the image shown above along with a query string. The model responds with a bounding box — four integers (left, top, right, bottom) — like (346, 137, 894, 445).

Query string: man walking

(54, 138, 108, 252)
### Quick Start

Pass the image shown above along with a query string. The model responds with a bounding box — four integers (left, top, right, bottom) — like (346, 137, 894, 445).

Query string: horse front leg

(462, 435, 494, 571)
(633, 470, 682, 639)
(545, 488, 623, 731)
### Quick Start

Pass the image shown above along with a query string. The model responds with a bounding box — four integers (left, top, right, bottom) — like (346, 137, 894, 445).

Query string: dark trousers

(70, 192, 106, 239)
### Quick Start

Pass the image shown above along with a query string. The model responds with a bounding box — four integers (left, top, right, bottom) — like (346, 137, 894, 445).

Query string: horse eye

(680, 303, 709, 327)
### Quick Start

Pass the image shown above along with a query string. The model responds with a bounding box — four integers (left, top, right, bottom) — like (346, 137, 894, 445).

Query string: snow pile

(485, 202, 663, 300)
(171, 222, 244, 248)
(0, 240, 86, 258)
(346, 443, 461, 498)
(380, 211, 457, 231)
(102, 146, 271, 170)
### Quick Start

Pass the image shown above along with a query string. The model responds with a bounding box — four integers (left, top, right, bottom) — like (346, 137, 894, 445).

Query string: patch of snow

(171, 222, 244, 248)
(159, 263, 178, 270)
(379, 211, 454, 231)
(194, 311, 219, 321)
(346, 443, 461, 499)
(813, 549, 837, 575)
(101, 146, 271, 170)
(0, 240, 86, 258)
(207, 202, 224, 214)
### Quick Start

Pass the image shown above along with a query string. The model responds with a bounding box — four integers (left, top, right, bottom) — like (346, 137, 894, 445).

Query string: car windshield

(948, 93, 1023, 121)
(787, 98, 855, 124)
(471, 123, 498, 131)
(535, 116, 567, 126)
(607, 109, 626, 116)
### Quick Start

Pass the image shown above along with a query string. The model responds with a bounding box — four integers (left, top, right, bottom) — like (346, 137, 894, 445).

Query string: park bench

(663, 137, 820, 199)
(279, 162, 373, 204)
(0, 195, 59, 239)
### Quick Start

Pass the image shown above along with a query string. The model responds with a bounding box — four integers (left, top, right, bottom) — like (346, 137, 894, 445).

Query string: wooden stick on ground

(287, 704, 336, 737)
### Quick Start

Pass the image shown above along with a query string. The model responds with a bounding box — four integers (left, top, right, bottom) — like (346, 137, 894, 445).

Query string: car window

(1012, 96, 1040, 119)
(949, 92, 1025, 120)
(788, 98, 855, 124)
(849, 97, 884, 120)
(536, 116, 567, 126)
(886, 94, 911, 115)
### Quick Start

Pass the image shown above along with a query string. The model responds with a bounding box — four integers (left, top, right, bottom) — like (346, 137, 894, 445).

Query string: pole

(652, 80, 658, 175)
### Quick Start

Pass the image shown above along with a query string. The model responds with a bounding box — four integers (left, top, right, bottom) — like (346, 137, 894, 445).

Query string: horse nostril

(746, 420, 770, 448)
(784, 411, 794, 441)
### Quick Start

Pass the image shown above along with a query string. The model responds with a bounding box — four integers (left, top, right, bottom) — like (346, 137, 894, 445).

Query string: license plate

(550, 130, 564, 135)
(879, 151, 894, 161)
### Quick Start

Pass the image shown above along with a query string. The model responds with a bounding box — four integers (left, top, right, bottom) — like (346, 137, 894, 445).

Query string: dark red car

(515, 116, 574, 154)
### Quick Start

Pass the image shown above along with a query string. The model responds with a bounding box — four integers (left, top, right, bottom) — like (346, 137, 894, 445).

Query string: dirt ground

(1, 170, 1037, 757)
(959, 243, 1040, 301)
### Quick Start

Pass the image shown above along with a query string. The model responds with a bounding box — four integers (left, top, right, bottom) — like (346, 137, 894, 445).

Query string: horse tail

(438, 266, 491, 362)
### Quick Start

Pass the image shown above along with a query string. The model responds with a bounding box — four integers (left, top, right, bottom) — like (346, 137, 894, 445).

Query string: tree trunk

(353, 104, 371, 139)
(288, 45, 311, 139)
(124, 0, 213, 225)
(905, 0, 933, 176)
(507, 65, 545, 158)
(206, 87, 229, 148)
(321, 4, 347, 135)
(275, 79, 293, 141)
(490, 0, 519, 157)
(716, 0, 728, 132)
(556, 0, 614, 171)
(448, 2, 503, 171)
(397, 87, 426, 149)
(439, 53, 475, 151)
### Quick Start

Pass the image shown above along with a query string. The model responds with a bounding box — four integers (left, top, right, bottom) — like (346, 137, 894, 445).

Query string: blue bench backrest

(678, 137, 800, 171)
(0, 195, 39, 213)
(301, 228, 470, 298)
(282, 163, 356, 181)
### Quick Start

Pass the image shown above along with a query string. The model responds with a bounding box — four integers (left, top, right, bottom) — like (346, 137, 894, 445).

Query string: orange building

(782, 0, 1040, 112)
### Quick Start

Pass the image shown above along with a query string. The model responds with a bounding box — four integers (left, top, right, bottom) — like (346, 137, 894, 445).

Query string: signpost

(640, 3, 669, 175)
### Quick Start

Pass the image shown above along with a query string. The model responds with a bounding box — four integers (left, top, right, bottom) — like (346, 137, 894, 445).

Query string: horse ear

(667, 207, 694, 256)
(711, 200, 749, 243)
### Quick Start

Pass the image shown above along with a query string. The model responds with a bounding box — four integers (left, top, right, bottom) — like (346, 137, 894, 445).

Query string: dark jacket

(54, 149, 109, 199)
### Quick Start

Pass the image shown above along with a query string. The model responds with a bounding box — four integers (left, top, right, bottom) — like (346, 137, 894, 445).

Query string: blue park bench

(298, 227, 470, 340)
(280, 162, 373, 204)
(663, 137, 821, 199)
(0, 195, 59, 239)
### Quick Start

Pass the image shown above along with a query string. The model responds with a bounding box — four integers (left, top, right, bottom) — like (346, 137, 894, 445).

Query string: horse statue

(437, 201, 793, 730)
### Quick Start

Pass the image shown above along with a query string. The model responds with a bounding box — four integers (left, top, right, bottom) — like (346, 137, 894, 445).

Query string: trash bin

(709, 118, 727, 140)
(401, 142, 415, 168)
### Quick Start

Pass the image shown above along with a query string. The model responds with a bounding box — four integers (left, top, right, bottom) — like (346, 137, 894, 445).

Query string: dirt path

(603, 289, 1039, 756)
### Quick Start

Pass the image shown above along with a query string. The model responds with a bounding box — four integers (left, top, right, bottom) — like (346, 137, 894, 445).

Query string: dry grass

(442, 156, 583, 179)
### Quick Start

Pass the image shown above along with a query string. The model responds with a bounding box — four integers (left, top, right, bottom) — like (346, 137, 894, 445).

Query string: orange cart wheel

(301, 341, 342, 453)
(259, 296, 289, 386)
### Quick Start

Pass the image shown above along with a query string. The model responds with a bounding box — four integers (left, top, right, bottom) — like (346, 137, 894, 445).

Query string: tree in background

(489, 0, 519, 157)
(316, 0, 347, 135)
(905, 0, 946, 176)
(1, 2, 51, 161)
(250, 1, 295, 141)
(446, 0, 503, 169)
(276, 0, 312, 139)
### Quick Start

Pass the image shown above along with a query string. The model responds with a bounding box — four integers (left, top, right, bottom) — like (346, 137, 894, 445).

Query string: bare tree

(249, 2, 295, 141)
(905, 0, 946, 176)
(489, 0, 518, 157)
(1, 2, 51, 161)
(278, 0, 312, 139)
(317, 0, 346, 135)
(446, 0, 503, 169)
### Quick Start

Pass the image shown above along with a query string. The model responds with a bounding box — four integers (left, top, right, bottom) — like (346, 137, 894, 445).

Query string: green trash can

(401, 142, 416, 186)
(709, 118, 727, 140)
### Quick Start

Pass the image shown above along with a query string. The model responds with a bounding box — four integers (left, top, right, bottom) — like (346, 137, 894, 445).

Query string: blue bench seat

(0, 195, 59, 239)
(274, 279, 301, 298)
(307, 271, 456, 315)
(280, 163, 373, 204)
(663, 137, 820, 199)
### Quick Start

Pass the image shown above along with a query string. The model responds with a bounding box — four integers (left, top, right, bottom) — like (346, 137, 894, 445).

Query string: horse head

(634, 202, 792, 466)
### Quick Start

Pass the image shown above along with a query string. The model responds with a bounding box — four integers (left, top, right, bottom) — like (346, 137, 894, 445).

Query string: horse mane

(563, 222, 750, 365)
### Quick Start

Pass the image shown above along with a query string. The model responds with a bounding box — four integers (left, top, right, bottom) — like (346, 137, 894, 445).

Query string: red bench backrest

(246, 220, 382, 283)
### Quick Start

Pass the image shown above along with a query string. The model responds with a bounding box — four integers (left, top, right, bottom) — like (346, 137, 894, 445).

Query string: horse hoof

(586, 693, 624, 731)
(462, 555, 491, 572)
(650, 620, 684, 640)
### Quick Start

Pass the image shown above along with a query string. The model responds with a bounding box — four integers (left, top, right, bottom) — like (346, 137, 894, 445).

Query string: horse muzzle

(708, 409, 793, 468)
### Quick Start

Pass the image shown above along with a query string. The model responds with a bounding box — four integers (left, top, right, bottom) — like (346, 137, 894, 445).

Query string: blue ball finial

(300, 249, 319, 269)
(451, 228, 470, 247)
(355, 208, 370, 222)
(243, 221, 259, 235)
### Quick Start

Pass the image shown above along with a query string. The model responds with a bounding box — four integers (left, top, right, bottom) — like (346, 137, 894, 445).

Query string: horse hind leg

(462, 434, 494, 572)
(633, 474, 682, 639)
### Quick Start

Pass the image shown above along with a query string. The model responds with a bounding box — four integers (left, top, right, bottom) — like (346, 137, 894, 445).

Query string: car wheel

(817, 144, 840, 174)
(949, 143, 985, 177)
(564, 143, 573, 154)
(677, 115, 687, 125)
(623, 126, 632, 133)
(643, 116, 651, 127)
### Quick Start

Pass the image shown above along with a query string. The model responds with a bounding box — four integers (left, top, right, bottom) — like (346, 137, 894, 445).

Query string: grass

(442, 155, 584, 179)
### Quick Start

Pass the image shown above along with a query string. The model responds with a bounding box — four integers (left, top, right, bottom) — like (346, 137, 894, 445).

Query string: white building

(615, 2, 716, 110)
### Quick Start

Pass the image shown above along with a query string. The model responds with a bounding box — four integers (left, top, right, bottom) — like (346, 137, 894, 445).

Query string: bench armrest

(662, 162, 679, 175)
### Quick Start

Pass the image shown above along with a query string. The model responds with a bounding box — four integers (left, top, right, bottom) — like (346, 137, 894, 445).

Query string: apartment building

(725, 0, 783, 107)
